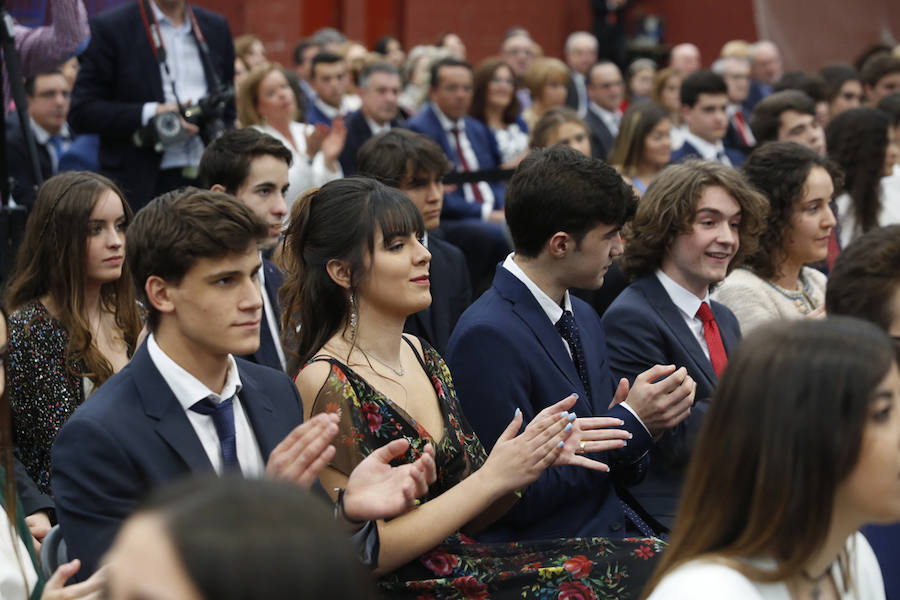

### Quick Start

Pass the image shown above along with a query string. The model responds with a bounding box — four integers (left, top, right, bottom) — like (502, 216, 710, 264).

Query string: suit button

(610, 521, 622, 532)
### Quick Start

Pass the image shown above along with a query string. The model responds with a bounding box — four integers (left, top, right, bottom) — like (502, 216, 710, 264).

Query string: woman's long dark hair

(642, 317, 896, 597)
(607, 100, 670, 176)
(4, 171, 142, 390)
(826, 107, 889, 235)
(279, 177, 424, 375)
(470, 57, 521, 125)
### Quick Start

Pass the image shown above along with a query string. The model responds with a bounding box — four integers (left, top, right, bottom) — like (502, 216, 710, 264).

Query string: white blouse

(0, 516, 38, 600)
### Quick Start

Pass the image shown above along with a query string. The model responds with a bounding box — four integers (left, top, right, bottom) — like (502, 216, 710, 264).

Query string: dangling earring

(349, 293, 358, 343)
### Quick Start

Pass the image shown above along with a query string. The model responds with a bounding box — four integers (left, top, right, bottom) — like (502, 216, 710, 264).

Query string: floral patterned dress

(307, 340, 663, 599)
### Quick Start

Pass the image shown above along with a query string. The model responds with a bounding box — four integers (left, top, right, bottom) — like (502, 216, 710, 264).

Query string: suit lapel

(638, 277, 717, 386)
(426, 240, 449, 347)
(494, 269, 585, 395)
(425, 106, 455, 163)
(131, 345, 214, 473)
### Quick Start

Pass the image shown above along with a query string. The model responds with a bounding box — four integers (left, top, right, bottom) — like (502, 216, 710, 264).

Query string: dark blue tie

(190, 395, 241, 472)
(555, 310, 591, 400)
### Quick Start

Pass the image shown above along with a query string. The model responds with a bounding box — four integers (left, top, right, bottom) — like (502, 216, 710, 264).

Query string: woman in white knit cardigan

(713, 142, 843, 334)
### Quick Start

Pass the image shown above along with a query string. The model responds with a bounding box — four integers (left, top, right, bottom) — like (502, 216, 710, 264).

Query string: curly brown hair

(623, 160, 769, 281)
(741, 142, 844, 280)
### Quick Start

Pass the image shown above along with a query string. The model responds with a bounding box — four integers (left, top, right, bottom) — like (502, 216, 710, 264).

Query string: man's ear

(326, 258, 352, 290)
(145, 275, 176, 316)
(210, 184, 227, 193)
(546, 231, 571, 259)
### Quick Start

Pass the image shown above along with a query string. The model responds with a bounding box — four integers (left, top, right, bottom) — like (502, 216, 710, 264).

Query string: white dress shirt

(503, 254, 649, 432)
(572, 71, 588, 118)
(147, 334, 265, 476)
(258, 254, 287, 371)
(655, 269, 711, 360)
(432, 103, 496, 218)
(681, 130, 732, 166)
(589, 102, 622, 137)
(140, 1, 207, 170)
(364, 114, 391, 136)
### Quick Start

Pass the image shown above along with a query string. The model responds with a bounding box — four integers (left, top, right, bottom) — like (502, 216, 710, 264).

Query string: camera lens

(155, 112, 183, 138)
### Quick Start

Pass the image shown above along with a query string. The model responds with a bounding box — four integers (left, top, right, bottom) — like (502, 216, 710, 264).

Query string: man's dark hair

(827, 225, 900, 336)
(429, 57, 472, 90)
(24, 68, 64, 97)
(358, 129, 450, 187)
(679, 70, 728, 108)
(126, 188, 268, 331)
(310, 51, 343, 80)
(292, 39, 320, 66)
(860, 53, 900, 87)
(198, 129, 292, 195)
(358, 62, 400, 89)
(820, 62, 860, 103)
(505, 145, 636, 258)
(877, 92, 900, 127)
(374, 36, 398, 56)
(749, 90, 815, 144)
(773, 70, 827, 103)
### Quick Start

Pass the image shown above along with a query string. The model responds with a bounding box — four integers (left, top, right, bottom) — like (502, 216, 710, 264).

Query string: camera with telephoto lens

(133, 86, 235, 151)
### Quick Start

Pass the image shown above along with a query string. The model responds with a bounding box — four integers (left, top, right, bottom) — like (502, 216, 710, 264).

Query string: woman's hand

(556, 415, 630, 471)
(480, 399, 575, 493)
(305, 123, 328, 158)
(321, 116, 348, 166)
(41, 560, 106, 599)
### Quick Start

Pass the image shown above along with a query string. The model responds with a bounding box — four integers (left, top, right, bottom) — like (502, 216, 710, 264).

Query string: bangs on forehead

(371, 187, 425, 242)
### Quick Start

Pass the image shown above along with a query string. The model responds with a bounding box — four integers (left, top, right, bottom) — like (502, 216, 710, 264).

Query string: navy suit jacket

(602, 275, 741, 527)
(69, 2, 235, 212)
(304, 100, 331, 126)
(446, 267, 653, 542)
(407, 103, 505, 220)
(237, 259, 285, 371)
(5, 117, 53, 209)
(403, 235, 471, 356)
(51, 342, 303, 576)
(670, 139, 745, 167)
(584, 108, 615, 160)
(339, 109, 405, 176)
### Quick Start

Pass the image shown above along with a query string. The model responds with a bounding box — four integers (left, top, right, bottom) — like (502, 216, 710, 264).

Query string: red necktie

(696, 302, 728, 377)
(733, 110, 752, 146)
(826, 229, 841, 270)
(450, 127, 484, 204)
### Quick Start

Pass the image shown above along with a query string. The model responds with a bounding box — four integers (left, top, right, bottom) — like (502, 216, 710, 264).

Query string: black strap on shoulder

(401, 336, 428, 374)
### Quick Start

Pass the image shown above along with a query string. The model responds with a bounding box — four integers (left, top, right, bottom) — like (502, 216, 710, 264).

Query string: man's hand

(155, 102, 199, 135)
(41, 561, 106, 599)
(623, 364, 696, 438)
(487, 209, 505, 224)
(342, 439, 436, 522)
(25, 511, 51, 556)
(265, 413, 340, 489)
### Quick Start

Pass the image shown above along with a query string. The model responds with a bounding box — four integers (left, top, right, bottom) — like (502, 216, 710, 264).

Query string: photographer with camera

(69, 0, 235, 212)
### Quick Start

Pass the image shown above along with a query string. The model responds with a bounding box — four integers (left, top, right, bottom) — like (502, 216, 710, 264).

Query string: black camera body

(133, 86, 234, 152)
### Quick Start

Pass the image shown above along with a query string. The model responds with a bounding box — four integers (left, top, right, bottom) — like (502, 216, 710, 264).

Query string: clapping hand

(41, 561, 106, 599)
(265, 412, 340, 488)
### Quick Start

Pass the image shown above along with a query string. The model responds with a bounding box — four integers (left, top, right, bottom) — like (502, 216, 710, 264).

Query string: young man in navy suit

(51, 189, 436, 577)
(199, 128, 291, 372)
(603, 160, 769, 529)
(670, 70, 746, 167)
(446, 146, 697, 542)
(358, 129, 471, 355)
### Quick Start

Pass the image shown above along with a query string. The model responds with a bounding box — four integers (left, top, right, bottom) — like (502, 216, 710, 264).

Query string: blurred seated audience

(584, 61, 625, 159)
(749, 90, 826, 155)
(669, 43, 701, 75)
(470, 58, 528, 167)
(305, 52, 357, 125)
(374, 35, 405, 69)
(521, 57, 570, 131)
(436, 31, 467, 60)
(670, 71, 744, 167)
(820, 63, 863, 121)
(827, 107, 899, 246)
(234, 34, 266, 70)
(744, 40, 783, 113)
(860, 53, 900, 107)
(398, 45, 449, 116)
(499, 27, 538, 110)
(713, 143, 841, 333)
(530, 107, 592, 156)
(627, 58, 657, 104)
(563, 31, 598, 118)
(608, 101, 672, 194)
(5, 172, 141, 495)
(643, 317, 892, 599)
(653, 67, 686, 149)
(237, 63, 344, 208)
(104, 476, 376, 600)
(773, 70, 829, 126)
(291, 39, 321, 108)
(713, 56, 756, 157)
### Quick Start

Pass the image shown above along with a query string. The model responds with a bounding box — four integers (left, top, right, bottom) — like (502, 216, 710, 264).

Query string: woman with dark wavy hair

(643, 317, 894, 599)
(826, 107, 899, 246)
(470, 57, 528, 166)
(607, 100, 672, 194)
(4, 171, 142, 495)
(713, 142, 842, 334)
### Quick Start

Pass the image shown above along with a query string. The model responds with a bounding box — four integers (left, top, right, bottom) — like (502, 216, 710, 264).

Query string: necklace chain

(801, 565, 832, 600)
(360, 348, 405, 376)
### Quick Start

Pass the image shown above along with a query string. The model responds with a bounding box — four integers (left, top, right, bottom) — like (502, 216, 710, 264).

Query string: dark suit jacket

(602, 275, 741, 528)
(565, 70, 587, 116)
(5, 117, 53, 209)
(723, 119, 754, 158)
(339, 109, 405, 177)
(403, 235, 471, 356)
(51, 342, 303, 576)
(670, 139, 745, 167)
(445, 267, 653, 542)
(742, 79, 770, 115)
(407, 103, 505, 220)
(304, 100, 331, 126)
(69, 2, 235, 212)
(584, 106, 615, 160)
(237, 258, 285, 371)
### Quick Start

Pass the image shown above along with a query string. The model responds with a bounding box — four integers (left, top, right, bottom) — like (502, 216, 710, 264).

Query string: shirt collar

(364, 114, 391, 135)
(682, 129, 725, 160)
(432, 103, 465, 133)
(29, 118, 70, 144)
(589, 102, 621, 122)
(655, 268, 710, 319)
(150, 0, 190, 31)
(313, 97, 341, 119)
(146, 333, 243, 411)
(503, 253, 573, 324)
